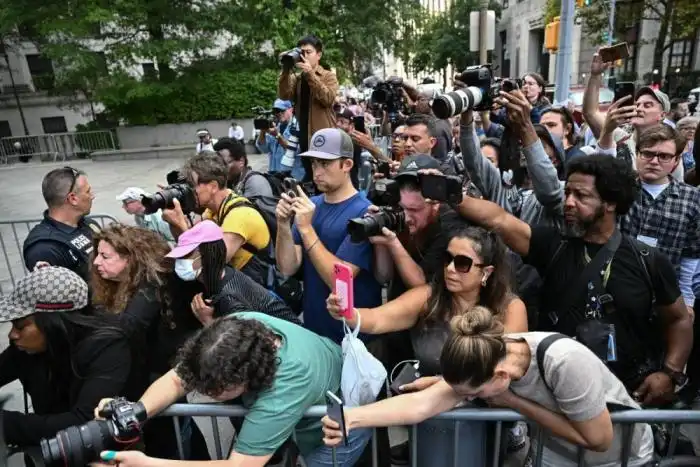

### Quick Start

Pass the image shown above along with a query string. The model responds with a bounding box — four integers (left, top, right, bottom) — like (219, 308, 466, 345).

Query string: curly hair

(174, 317, 279, 397)
(91, 224, 173, 313)
(423, 225, 513, 325)
(566, 154, 640, 216)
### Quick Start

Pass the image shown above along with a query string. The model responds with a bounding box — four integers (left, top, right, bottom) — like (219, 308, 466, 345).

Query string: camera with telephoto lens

(252, 106, 275, 131)
(347, 179, 405, 242)
(142, 170, 197, 215)
(432, 64, 523, 119)
(281, 123, 300, 169)
(39, 398, 147, 467)
(280, 47, 303, 70)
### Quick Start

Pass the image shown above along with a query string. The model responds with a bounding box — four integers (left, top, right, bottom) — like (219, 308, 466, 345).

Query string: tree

(409, 0, 502, 78)
(577, 0, 700, 82)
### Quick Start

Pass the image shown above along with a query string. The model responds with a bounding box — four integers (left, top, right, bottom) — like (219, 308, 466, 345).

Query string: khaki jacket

(278, 67, 338, 146)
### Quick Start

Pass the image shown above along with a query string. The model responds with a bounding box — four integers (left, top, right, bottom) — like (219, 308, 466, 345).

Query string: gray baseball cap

(0, 266, 89, 322)
(300, 128, 354, 160)
(635, 87, 671, 113)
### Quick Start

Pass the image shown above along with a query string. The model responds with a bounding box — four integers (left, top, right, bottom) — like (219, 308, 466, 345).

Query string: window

(0, 121, 11, 138)
(502, 0, 509, 8)
(41, 117, 68, 134)
(25, 54, 55, 91)
(668, 39, 694, 71)
(141, 62, 157, 80)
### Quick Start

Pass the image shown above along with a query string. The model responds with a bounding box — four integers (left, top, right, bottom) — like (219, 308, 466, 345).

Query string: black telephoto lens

(40, 420, 114, 467)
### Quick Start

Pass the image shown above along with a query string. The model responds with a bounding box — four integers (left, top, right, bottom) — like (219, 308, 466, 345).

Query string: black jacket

(0, 329, 144, 447)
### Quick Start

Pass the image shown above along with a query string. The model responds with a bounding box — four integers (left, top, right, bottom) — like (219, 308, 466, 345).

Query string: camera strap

(551, 229, 621, 325)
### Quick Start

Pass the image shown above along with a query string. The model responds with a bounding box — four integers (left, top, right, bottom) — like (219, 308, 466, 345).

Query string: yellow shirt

(203, 191, 271, 270)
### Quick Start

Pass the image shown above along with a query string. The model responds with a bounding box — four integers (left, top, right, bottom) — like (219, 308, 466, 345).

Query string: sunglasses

(443, 251, 485, 273)
(64, 166, 80, 195)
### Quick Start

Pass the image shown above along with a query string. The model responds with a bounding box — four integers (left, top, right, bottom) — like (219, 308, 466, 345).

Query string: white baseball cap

(116, 187, 150, 202)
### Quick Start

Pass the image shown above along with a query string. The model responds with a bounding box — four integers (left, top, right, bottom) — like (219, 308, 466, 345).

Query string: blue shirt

(256, 117, 305, 180)
(293, 193, 382, 343)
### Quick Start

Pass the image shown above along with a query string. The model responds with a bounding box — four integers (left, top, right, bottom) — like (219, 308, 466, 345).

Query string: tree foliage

(576, 0, 700, 80)
(409, 0, 502, 77)
(0, 0, 425, 123)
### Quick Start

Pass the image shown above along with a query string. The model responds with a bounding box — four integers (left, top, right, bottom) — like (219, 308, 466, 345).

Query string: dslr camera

(280, 47, 303, 70)
(39, 398, 147, 466)
(347, 179, 405, 242)
(432, 64, 523, 119)
(142, 170, 197, 215)
(252, 106, 275, 131)
(364, 76, 405, 123)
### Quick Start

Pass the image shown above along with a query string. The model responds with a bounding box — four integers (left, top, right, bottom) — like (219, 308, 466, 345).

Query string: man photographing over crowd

(278, 34, 339, 182)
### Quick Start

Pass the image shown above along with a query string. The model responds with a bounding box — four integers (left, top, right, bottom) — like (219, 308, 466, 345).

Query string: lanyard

(584, 246, 613, 288)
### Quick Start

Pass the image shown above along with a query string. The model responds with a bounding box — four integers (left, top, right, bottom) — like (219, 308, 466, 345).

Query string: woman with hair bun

(322, 307, 654, 467)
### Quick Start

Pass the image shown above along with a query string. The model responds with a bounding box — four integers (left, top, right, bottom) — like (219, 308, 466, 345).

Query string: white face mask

(174, 259, 200, 282)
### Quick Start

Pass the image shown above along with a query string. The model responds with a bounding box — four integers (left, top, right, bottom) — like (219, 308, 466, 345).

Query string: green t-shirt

(234, 312, 342, 457)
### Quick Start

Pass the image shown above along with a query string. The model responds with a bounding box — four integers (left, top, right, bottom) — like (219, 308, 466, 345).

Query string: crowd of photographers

(2, 32, 700, 467)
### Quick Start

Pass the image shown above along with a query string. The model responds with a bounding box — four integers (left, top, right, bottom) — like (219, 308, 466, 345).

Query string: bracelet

(306, 238, 320, 253)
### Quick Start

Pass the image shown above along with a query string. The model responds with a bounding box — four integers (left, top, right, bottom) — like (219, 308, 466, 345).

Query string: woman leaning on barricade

(89, 223, 210, 460)
(322, 307, 655, 467)
(0, 266, 143, 449)
(326, 225, 528, 466)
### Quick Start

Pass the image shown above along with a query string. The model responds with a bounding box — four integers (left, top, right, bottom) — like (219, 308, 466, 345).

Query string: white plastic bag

(341, 314, 387, 407)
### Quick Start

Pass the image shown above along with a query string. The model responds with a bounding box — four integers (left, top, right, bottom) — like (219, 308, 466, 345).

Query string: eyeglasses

(638, 150, 678, 163)
(443, 251, 485, 273)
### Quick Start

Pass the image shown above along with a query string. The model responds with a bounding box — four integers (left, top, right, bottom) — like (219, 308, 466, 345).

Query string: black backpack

(234, 172, 281, 240)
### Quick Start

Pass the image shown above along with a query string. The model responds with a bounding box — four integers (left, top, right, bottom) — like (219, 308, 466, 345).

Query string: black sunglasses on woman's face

(443, 251, 485, 273)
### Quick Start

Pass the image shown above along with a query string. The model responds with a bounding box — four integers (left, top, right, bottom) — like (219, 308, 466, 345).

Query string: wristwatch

(662, 365, 688, 388)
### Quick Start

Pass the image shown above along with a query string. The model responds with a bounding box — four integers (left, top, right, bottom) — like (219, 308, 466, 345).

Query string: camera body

(280, 47, 303, 70)
(39, 398, 147, 467)
(432, 64, 524, 118)
(370, 80, 405, 121)
(252, 106, 275, 131)
(142, 170, 197, 215)
(347, 179, 405, 242)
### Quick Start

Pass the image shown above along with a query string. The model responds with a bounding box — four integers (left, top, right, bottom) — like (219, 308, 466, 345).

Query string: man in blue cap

(256, 98, 304, 179)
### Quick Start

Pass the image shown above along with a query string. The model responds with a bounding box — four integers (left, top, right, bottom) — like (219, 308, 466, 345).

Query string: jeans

(304, 427, 372, 467)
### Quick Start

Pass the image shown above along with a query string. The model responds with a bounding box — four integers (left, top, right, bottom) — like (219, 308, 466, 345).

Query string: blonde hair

(440, 306, 507, 387)
(91, 224, 172, 313)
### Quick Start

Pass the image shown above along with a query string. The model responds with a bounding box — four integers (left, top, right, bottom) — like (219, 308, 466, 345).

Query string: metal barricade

(0, 214, 118, 294)
(0, 130, 117, 164)
(158, 404, 700, 466)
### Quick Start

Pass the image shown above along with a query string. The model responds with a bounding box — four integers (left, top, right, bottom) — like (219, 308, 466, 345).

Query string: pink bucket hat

(166, 220, 224, 258)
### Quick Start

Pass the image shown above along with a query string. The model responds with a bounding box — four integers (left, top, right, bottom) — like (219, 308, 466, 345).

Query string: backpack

(219, 196, 276, 257)
(233, 173, 281, 240)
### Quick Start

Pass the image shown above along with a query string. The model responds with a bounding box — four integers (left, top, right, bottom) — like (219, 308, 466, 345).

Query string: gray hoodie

(460, 122, 565, 228)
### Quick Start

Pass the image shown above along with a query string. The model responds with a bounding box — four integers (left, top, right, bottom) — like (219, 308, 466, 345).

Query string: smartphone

(377, 161, 391, 178)
(389, 362, 420, 395)
(282, 177, 298, 198)
(419, 173, 463, 204)
(354, 115, 366, 133)
(599, 42, 630, 63)
(333, 263, 354, 319)
(614, 81, 636, 103)
(326, 391, 348, 446)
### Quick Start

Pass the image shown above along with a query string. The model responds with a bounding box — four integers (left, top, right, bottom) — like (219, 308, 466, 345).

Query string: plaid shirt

(619, 177, 700, 272)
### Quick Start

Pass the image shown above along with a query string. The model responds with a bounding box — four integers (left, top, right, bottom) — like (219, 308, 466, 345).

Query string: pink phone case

(333, 263, 354, 319)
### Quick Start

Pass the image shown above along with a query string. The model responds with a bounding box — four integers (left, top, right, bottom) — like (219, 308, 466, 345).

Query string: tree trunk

(652, 0, 673, 85)
(146, 11, 175, 83)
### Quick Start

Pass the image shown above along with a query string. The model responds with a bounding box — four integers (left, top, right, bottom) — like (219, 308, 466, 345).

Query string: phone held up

(333, 263, 354, 319)
(326, 391, 349, 446)
(418, 173, 463, 205)
(599, 42, 630, 63)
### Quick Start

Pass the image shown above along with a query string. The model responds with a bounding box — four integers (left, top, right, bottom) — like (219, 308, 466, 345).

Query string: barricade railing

(159, 404, 700, 467)
(0, 214, 119, 294)
(0, 130, 117, 164)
